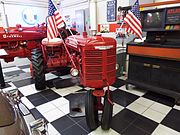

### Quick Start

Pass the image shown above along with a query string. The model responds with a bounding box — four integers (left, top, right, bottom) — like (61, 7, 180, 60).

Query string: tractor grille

(85, 51, 102, 57)
(84, 49, 116, 81)
(85, 58, 102, 65)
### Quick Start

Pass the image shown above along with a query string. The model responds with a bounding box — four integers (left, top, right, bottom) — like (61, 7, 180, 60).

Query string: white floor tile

(69, 86, 83, 93)
(135, 97, 154, 108)
(142, 108, 166, 123)
(113, 103, 124, 116)
(47, 123, 60, 135)
(19, 84, 39, 96)
(150, 102, 172, 115)
(21, 97, 35, 110)
(119, 85, 146, 96)
(50, 97, 69, 107)
(42, 108, 65, 122)
(45, 73, 58, 81)
(54, 89, 72, 96)
(118, 76, 127, 80)
(3, 67, 21, 73)
(104, 86, 117, 91)
(60, 74, 72, 79)
(127, 102, 148, 114)
(57, 104, 70, 115)
(22, 68, 30, 73)
(36, 102, 56, 114)
(53, 86, 81, 96)
(174, 105, 180, 111)
(152, 124, 180, 135)
(88, 126, 120, 135)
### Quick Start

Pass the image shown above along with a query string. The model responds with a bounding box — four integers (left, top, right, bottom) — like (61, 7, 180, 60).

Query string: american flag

(124, 0, 142, 39)
(47, 0, 65, 39)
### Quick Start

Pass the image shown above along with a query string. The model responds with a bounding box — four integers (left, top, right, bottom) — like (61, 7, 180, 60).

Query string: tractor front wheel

(101, 91, 113, 130)
(85, 90, 99, 131)
(31, 48, 46, 90)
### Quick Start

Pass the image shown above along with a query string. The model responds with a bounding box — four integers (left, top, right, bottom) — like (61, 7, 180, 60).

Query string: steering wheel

(58, 28, 69, 40)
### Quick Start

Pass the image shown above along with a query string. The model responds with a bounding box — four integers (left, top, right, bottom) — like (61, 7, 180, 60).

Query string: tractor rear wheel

(31, 48, 46, 90)
(101, 91, 113, 130)
(85, 90, 99, 131)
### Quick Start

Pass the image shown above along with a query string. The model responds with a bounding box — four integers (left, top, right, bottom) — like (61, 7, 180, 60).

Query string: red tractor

(31, 29, 117, 130)
(0, 24, 46, 62)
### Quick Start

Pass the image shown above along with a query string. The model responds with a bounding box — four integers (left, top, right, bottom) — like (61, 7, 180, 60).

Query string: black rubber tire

(85, 90, 99, 131)
(31, 48, 46, 90)
(101, 91, 113, 130)
(175, 98, 180, 106)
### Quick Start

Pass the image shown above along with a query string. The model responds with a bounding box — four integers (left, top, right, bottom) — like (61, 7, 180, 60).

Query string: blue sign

(22, 9, 38, 25)
(107, 0, 117, 22)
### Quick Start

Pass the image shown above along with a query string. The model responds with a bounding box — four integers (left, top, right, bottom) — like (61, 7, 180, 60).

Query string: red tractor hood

(0, 28, 46, 42)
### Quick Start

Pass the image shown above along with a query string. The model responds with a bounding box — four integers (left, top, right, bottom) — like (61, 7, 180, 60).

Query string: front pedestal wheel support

(85, 90, 99, 131)
(101, 91, 113, 130)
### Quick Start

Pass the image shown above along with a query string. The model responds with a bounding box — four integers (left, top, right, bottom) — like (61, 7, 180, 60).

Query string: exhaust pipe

(1, 1, 9, 33)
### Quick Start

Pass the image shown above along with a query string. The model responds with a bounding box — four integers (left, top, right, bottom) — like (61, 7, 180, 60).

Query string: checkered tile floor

(1, 60, 180, 135)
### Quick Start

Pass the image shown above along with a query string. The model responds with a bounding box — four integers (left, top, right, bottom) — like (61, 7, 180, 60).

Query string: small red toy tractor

(31, 29, 116, 130)
(0, 24, 46, 62)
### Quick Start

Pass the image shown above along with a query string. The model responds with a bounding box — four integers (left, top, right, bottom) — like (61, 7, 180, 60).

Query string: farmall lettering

(3, 34, 23, 38)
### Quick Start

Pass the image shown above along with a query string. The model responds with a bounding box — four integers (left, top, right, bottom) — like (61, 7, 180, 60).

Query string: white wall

(97, 0, 129, 25)
(0, 0, 48, 27)
(60, 0, 89, 21)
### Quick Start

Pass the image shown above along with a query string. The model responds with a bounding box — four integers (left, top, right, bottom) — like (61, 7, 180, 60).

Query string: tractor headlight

(70, 68, 79, 77)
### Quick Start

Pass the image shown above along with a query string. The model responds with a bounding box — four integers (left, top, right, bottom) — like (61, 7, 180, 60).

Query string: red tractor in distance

(0, 24, 46, 62)
(31, 29, 117, 130)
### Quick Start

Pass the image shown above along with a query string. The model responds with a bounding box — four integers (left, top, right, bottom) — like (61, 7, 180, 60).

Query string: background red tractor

(0, 24, 46, 62)
(31, 30, 117, 130)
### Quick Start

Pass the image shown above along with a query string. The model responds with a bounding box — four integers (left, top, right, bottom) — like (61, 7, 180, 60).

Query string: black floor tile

(18, 65, 30, 69)
(143, 91, 175, 107)
(70, 115, 85, 123)
(40, 89, 61, 101)
(51, 115, 76, 133)
(77, 118, 91, 133)
(13, 78, 35, 88)
(4, 70, 25, 76)
(30, 108, 47, 121)
(113, 89, 139, 107)
(111, 118, 130, 133)
(61, 124, 88, 135)
(112, 78, 125, 88)
(27, 90, 60, 106)
(31, 97, 49, 106)
(122, 125, 150, 135)
(132, 115, 158, 134)
(161, 109, 180, 132)
(111, 109, 140, 133)
(27, 93, 48, 106)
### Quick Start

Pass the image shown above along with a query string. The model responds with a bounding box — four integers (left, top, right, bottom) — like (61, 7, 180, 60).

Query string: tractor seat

(42, 38, 63, 47)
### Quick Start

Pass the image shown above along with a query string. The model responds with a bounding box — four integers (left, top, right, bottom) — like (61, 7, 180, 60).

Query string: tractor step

(53, 77, 80, 89)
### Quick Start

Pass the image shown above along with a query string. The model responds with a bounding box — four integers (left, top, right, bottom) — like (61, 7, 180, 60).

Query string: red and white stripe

(47, 16, 58, 39)
(124, 11, 142, 39)
(47, 11, 65, 39)
(54, 11, 65, 28)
